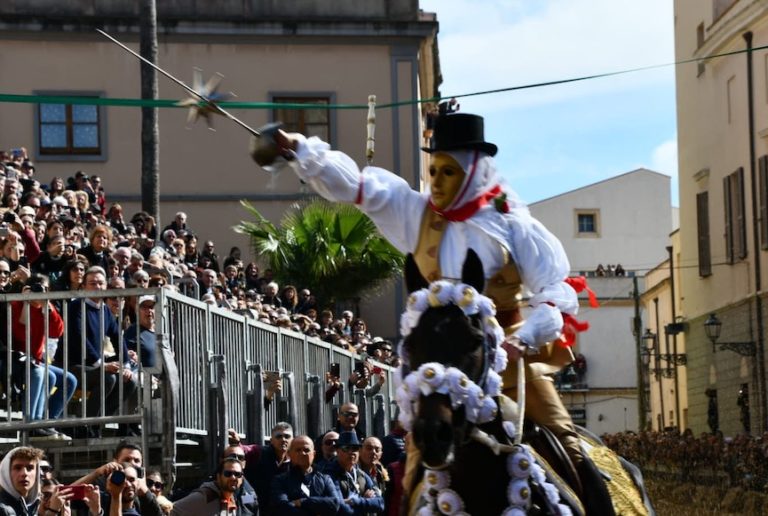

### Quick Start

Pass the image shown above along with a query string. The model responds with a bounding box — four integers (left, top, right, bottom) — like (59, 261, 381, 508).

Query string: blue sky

(419, 0, 678, 206)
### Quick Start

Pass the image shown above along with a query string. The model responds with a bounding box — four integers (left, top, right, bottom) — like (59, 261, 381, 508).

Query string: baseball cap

(138, 295, 156, 307)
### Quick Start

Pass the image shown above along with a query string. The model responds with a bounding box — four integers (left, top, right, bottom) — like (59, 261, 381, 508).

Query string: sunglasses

(342, 411, 359, 418)
(339, 446, 360, 453)
(222, 470, 243, 478)
(227, 453, 246, 461)
(323, 439, 337, 446)
(39, 465, 53, 473)
(146, 479, 164, 490)
(273, 433, 293, 440)
(0, 271, 9, 277)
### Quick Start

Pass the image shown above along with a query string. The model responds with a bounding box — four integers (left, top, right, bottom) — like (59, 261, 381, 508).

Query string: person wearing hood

(272, 108, 613, 514)
(0, 446, 43, 515)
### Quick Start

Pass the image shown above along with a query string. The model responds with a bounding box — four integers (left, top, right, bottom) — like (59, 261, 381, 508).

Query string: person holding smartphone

(11, 275, 76, 439)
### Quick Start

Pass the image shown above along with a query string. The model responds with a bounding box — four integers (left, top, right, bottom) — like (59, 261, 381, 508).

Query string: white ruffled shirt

(290, 135, 578, 348)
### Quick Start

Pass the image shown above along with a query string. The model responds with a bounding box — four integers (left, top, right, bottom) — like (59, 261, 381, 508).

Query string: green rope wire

(2, 43, 766, 110)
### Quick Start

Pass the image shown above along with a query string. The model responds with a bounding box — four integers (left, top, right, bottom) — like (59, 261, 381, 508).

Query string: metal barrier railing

(0, 286, 396, 488)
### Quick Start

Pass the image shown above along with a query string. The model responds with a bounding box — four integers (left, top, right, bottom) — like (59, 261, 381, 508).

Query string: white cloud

(651, 137, 678, 176)
(421, 0, 675, 111)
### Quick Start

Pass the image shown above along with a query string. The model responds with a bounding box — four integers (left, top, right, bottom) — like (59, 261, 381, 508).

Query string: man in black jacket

(270, 436, 340, 515)
(0, 446, 43, 516)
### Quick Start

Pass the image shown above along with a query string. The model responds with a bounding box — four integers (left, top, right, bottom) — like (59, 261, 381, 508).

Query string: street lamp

(704, 313, 756, 356)
(641, 328, 687, 377)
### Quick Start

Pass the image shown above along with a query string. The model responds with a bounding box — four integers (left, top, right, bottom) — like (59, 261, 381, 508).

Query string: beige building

(0, 1, 440, 337)
(641, 230, 688, 432)
(674, 0, 768, 435)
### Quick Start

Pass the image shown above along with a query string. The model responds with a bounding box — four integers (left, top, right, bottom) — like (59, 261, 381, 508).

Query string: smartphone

(135, 466, 144, 479)
(263, 371, 281, 384)
(329, 362, 340, 378)
(354, 360, 365, 375)
(0, 225, 8, 238)
(61, 484, 87, 501)
(372, 366, 382, 375)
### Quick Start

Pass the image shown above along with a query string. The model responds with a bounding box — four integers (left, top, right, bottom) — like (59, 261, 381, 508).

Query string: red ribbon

(558, 276, 599, 347)
(564, 276, 599, 308)
(428, 184, 503, 222)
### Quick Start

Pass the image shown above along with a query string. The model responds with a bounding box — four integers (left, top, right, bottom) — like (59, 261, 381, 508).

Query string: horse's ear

(461, 249, 485, 293)
(404, 254, 429, 293)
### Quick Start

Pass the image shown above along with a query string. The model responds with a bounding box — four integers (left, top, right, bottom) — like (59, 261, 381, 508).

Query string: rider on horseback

(274, 107, 613, 513)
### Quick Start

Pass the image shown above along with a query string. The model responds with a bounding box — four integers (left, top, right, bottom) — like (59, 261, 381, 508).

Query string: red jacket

(11, 301, 64, 362)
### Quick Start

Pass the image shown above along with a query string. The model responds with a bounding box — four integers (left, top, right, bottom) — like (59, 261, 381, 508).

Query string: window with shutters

(760, 156, 768, 249)
(697, 191, 712, 276)
(724, 167, 747, 263)
(272, 96, 331, 141)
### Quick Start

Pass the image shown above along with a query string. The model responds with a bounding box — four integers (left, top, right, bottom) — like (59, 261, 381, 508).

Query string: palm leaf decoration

(235, 199, 404, 310)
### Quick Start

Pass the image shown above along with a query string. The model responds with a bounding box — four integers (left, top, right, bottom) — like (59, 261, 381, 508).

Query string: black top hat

(422, 112, 498, 157)
(335, 431, 362, 449)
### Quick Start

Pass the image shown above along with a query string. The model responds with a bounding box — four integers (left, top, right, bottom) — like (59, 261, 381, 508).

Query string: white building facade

(528, 169, 674, 434)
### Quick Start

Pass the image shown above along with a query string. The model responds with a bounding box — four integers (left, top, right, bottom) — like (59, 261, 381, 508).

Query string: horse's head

(396, 250, 508, 469)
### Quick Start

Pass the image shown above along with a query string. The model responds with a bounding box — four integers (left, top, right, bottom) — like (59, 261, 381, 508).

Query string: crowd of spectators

(0, 145, 400, 437)
(594, 263, 626, 277)
(0, 148, 399, 361)
(602, 429, 768, 491)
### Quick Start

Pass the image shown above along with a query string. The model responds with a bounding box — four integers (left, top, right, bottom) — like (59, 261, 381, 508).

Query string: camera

(29, 283, 45, 293)
(3, 211, 16, 223)
(110, 470, 125, 485)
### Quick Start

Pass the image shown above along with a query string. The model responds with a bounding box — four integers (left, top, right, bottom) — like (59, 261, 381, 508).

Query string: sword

(96, 28, 260, 136)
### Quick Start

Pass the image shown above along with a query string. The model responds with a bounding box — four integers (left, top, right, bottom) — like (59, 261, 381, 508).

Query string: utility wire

(2, 43, 767, 109)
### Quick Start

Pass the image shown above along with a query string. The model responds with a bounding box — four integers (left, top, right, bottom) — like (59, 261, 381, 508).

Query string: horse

(395, 250, 655, 515)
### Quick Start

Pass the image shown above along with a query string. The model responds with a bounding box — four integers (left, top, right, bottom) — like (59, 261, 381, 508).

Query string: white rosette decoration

(436, 489, 464, 515)
(484, 369, 503, 397)
(493, 341, 508, 373)
(427, 281, 455, 307)
(507, 447, 533, 479)
(529, 461, 546, 485)
(541, 481, 561, 506)
(445, 368, 471, 409)
(417, 363, 447, 396)
(417, 506, 436, 516)
(507, 479, 532, 508)
(501, 508, 527, 516)
(451, 283, 480, 315)
(424, 470, 450, 491)
(475, 395, 498, 424)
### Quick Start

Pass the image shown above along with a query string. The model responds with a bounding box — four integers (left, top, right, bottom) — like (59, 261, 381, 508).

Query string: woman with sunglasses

(146, 469, 173, 515)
